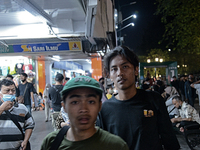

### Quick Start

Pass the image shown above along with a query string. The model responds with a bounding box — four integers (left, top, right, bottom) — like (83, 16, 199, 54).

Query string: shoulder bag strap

(5, 110, 24, 138)
(49, 126, 70, 150)
(23, 83, 28, 97)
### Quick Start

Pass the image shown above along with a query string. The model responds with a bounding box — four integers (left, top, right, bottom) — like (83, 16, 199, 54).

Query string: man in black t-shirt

(96, 46, 180, 150)
(17, 73, 34, 115)
(49, 73, 64, 130)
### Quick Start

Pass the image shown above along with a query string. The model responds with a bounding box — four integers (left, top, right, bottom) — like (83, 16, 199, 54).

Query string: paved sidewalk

(29, 110, 53, 150)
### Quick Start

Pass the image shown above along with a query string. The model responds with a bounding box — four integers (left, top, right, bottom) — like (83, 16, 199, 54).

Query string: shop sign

(53, 61, 83, 70)
(13, 43, 69, 53)
(11, 41, 82, 53)
(0, 45, 14, 53)
(69, 41, 82, 51)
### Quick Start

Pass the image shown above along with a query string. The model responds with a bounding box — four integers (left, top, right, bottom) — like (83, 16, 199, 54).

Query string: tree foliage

(156, 0, 200, 54)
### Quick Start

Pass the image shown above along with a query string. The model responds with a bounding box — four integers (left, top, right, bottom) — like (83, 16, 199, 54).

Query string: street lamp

(117, 23, 134, 32)
(147, 59, 151, 63)
(117, 1, 136, 45)
(118, 14, 137, 24)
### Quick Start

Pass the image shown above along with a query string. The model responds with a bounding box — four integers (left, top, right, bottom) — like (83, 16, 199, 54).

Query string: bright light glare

(17, 11, 41, 23)
(131, 23, 134, 26)
(177, 65, 180, 68)
(155, 58, 159, 62)
(160, 59, 163, 62)
(132, 14, 137, 18)
(147, 59, 151, 63)
(51, 58, 60, 61)
(115, 25, 118, 29)
(115, 14, 118, 17)
(168, 49, 171, 51)
(53, 55, 60, 59)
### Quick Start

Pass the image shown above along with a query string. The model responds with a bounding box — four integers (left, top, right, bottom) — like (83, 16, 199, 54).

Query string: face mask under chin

(21, 79, 26, 82)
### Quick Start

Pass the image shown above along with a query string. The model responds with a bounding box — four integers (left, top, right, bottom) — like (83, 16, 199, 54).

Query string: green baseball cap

(60, 76, 103, 96)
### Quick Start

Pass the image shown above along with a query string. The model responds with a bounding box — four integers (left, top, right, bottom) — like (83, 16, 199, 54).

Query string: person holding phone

(0, 79, 35, 150)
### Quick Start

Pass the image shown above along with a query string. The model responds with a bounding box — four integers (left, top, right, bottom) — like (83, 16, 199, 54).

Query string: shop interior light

(51, 57, 60, 62)
(53, 55, 60, 59)
(86, 59, 92, 64)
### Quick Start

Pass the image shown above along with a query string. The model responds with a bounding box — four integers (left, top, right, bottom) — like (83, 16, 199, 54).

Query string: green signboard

(139, 61, 177, 85)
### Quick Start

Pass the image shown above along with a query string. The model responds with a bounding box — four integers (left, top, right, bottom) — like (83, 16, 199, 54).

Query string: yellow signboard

(69, 41, 82, 51)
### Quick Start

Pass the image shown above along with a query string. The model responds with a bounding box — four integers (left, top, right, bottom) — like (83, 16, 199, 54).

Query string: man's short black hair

(6, 74, 13, 79)
(0, 79, 15, 90)
(65, 77, 70, 81)
(99, 77, 104, 82)
(21, 73, 28, 78)
(103, 46, 139, 77)
(172, 76, 176, 78)
(172, 95, 182, 102)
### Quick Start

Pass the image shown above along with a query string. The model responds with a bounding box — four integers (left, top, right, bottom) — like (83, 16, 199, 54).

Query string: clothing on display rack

(15, 63, 24, 74)
(23, 64, 33, 74)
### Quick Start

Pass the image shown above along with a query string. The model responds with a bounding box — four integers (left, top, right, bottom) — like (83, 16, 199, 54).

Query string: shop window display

(0, 57, 36, 85)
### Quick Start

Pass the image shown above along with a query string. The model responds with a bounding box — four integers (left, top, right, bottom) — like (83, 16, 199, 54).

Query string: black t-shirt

(97, 89, 180, 150)
(49, 85, 63, 111)
(18, 82, 34, 105)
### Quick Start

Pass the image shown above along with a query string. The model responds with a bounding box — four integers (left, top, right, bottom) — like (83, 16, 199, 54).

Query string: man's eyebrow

(69, 94, 97, 99)
(110, 61, 129, 68)
(86, 94, 97, 98)
(69, 95, 81, 99)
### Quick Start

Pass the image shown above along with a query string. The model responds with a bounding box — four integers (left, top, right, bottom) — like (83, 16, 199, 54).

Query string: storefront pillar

(91, 57, 102, 80)
(45, 61, 53, 86)
(38, 60, 46, 93)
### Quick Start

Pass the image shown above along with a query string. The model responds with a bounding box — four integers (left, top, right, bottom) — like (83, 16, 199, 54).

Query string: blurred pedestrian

(185, 74, 196, 107)
(43, 83, 51, 122)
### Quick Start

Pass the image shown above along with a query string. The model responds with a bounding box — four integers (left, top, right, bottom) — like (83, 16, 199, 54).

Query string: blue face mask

(2, 94, 16, 102)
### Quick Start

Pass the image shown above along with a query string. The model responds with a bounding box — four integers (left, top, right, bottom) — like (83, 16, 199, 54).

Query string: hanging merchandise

(2, 66, 8, 76)
(9, 63, 16, 75)
(15, 63, 24, 74)
(23, 64, 33, 74)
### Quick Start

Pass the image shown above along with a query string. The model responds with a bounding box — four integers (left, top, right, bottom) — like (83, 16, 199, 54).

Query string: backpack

(52, 85, 63, 105)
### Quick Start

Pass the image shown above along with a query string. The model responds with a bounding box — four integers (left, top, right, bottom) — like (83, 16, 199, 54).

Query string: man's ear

(62, 101, 68, 113)
(135, 66, 139, 76)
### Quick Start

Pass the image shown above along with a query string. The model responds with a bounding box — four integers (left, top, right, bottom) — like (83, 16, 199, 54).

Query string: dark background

(115, 0, 166, 55)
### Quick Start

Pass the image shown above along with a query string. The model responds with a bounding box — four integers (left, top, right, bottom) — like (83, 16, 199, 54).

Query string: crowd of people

(1, 45, 200, 150)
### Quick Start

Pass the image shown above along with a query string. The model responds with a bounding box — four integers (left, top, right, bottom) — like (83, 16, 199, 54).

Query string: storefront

(0, 56, 36, 87)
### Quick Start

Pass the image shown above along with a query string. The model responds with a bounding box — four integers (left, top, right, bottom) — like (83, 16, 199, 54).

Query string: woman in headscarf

(43, 83, 51, 122)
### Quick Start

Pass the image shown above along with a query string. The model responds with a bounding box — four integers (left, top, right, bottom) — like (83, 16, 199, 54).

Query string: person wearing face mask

(0, 79, 35, 150)
(171, 96, 200, 132)
(106, 85, 114, 99)
(43, 83, 51, 122)
(17, 73, 35, 115)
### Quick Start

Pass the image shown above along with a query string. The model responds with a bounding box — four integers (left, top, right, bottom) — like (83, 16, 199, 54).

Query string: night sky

(115, 0, 163, 55)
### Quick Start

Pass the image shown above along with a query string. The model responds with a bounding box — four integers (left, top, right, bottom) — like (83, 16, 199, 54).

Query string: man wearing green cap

(41, 76, 129, 150)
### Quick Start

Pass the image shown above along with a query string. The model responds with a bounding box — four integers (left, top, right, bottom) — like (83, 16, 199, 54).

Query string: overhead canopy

(0, 0, 116, 53)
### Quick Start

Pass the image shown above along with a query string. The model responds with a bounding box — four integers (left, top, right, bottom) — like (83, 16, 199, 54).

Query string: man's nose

(79, 101, 88, 113)
(117, 68, 123, 77)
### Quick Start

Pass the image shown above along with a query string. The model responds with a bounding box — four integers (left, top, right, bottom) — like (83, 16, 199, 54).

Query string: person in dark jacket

(171, 76, 179, 93)
(185, 74, 196, 107)
(96, 46, 180, 150)
(49, 73, 64, 130)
